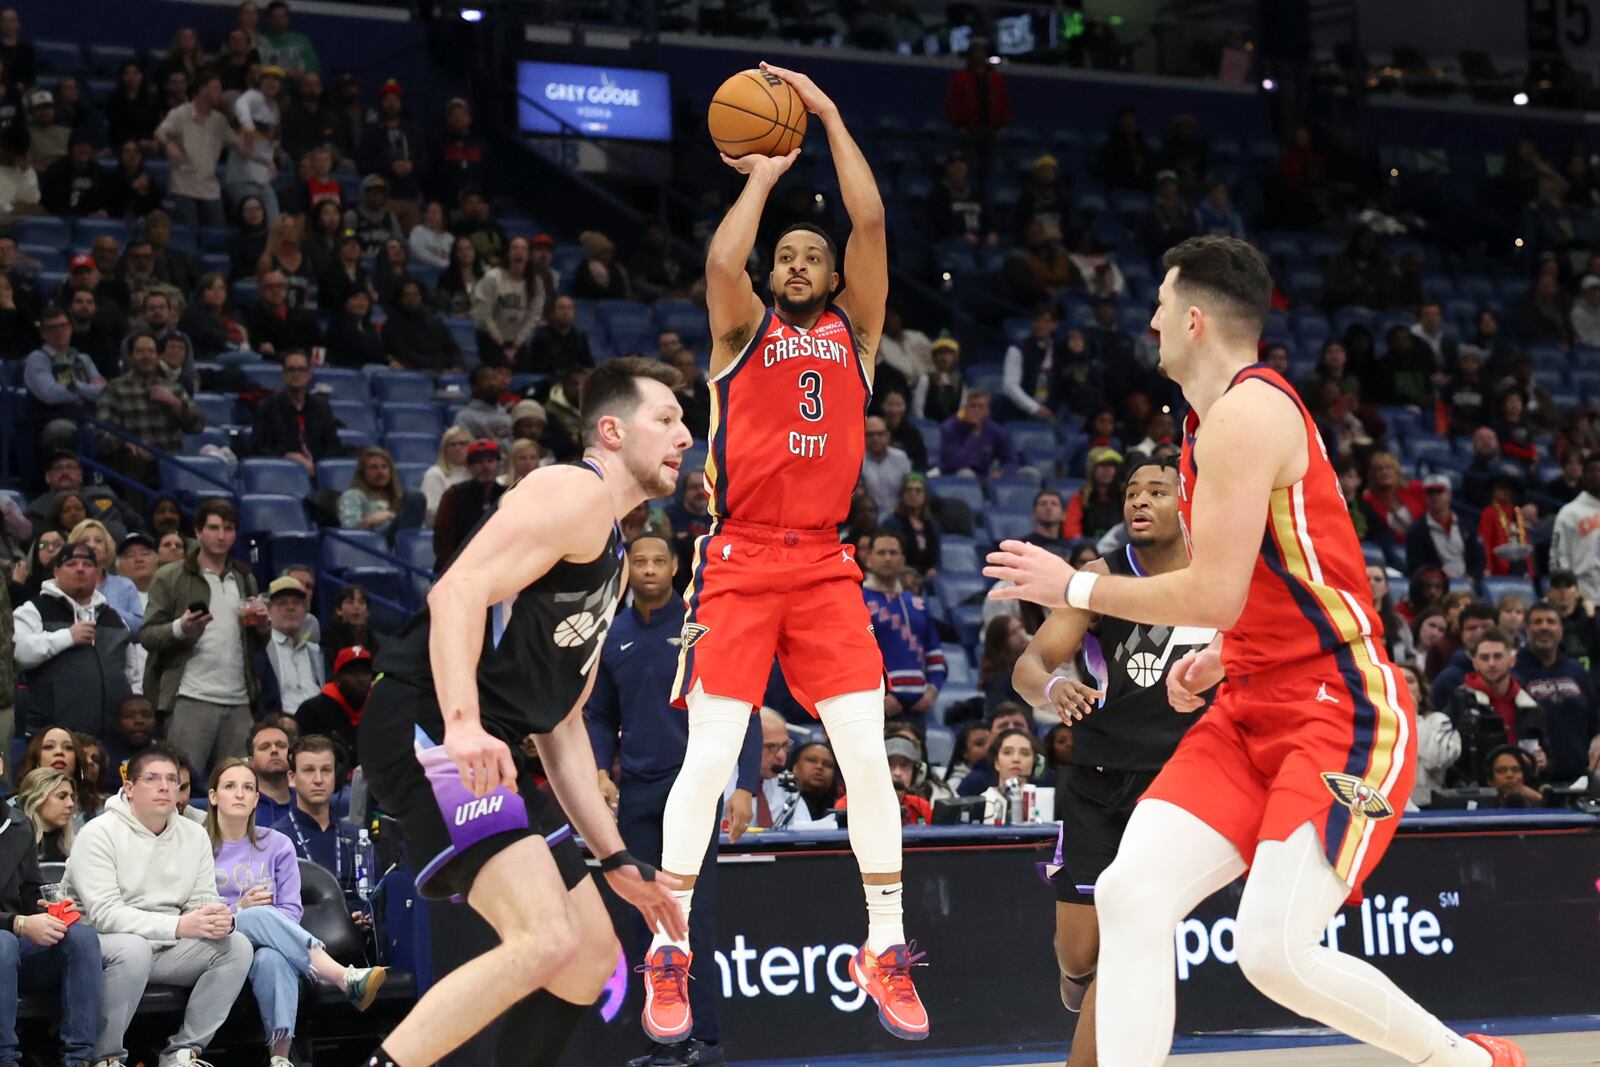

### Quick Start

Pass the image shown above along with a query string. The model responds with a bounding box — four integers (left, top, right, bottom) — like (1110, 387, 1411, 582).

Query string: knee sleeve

(660, 690, 751, 876)
(817, 688, 901, 875)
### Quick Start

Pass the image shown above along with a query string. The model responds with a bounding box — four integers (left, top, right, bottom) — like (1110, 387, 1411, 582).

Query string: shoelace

(635, 955, 692, 1007)
(875, 941, 928, 1003)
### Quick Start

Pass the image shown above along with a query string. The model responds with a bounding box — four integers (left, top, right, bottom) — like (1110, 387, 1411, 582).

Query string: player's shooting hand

(597, 770, 619, 811)
(758, 62, 837, 119)
(444, 722, 519, 798)
(1050, 679, 1104, 724)
(720, 148, 800, 182)
(727, 788, 753, 843)
(606, 865, 687, 943)
(1168, 647, 1223, 713)
(984, 540, 1073, 609)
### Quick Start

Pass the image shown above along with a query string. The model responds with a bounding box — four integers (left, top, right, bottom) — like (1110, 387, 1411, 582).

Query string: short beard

(625, 449, 677, 500)
(775, 287, 827, 319)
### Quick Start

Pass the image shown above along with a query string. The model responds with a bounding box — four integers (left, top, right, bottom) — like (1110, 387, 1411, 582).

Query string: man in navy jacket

(1514, 602, 1600, 782)
(586, 534, 759, 1067)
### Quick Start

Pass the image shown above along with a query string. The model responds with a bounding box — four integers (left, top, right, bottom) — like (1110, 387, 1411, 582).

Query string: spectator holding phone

(140, 498, 270, 776)
(208, 758, 386, 1067)
(0, 749, 101, 1067)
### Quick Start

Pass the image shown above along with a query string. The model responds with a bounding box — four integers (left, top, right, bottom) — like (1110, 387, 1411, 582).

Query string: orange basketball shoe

(639, 946, 693, 1043)
(1464, 1034, 1527, 1066)
(849, 942, 929, 1041)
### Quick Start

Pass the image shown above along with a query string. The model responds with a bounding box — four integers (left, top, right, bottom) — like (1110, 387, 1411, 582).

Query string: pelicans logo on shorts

(1321, 771, 1395, 820)
(681, 622, 710, 649)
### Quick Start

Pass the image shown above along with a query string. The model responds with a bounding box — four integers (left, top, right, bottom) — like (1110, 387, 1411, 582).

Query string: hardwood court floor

(1002, 1031, 1599, 1066)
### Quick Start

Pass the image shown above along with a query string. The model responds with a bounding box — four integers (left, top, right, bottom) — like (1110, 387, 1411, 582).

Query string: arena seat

(240, 458, 313, 497)
(239, 494, 312, 535)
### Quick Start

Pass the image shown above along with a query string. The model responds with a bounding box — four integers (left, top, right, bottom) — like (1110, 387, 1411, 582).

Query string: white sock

(865, 881, 904, 954)
(1418, 1028, 1493, 1067)
(649, 888, 694, 954)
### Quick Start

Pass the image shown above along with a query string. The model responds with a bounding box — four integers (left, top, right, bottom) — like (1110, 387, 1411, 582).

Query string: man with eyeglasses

(251, 348, 341, 474)
(859, 415, 911, 516)
(65, 742, 254, 1067)
(754, 706, 794, 828)
(247, 269, 322, 362)
(23, 305, 104, 452)
(585, 533, 758, 1067)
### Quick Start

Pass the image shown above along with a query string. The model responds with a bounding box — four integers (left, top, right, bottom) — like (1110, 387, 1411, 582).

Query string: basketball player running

(1011, 458, 1215, 1067)
(984, 236, 1524, 1067)
(357, 357, 692, 1067)
(642, 62, 930, 1043)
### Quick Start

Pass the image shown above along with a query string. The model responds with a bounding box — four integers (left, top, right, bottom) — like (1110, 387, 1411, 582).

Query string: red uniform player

(985, 238, 1525, 1067)
(640, 62, 930, 1053)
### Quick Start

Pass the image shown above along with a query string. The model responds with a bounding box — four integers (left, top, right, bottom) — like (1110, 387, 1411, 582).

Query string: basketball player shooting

(357, 358, 692, 1067)
(984, 237, 1524, 1067)
(641, 62, 931, 1044)
(1010, 458, 1215, 1067)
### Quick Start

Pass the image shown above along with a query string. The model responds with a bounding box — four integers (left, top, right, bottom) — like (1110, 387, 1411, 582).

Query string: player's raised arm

(426, 465, 612, 793)
(985, 379, 1301, 629)
(706, 150, 797, 369)
(761, 62, 888, 357)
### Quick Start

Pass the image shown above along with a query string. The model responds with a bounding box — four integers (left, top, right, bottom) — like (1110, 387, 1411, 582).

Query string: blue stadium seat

(313, 367, 369, 403)
(14, 216, 68, 247)
(1404, 436, 1453, 468)
(1481, 577, 1536, 605)
(160, 455, 233, 496)
(191, 393, 237, 425)
(264, 531, 319, 575)
(1005, 426, 1055, 460)
(379, 404, 443, 437)
(927, 475, 983, 511)
(240, 364, 282, 392)
(939, 541, 979, 575)
(931, 686, 981, 727)
(964, 362, 1004, 395)
(933, 573, 985, 608)
(384, 433, 437, 466)
(18, 245, 64, 274)
(941, 647, 973, 687)
(74, 218, 130, 246)
(329, 400, 377, 435)
(240, 458, 312, 497)
(925, 725, 955, 769)
(34, 40, 83, 74)
(951, 604, 984, 650)
(322, 530, 390, 572)
(335, 428, 373, 452)
(990, 483, 1038, 510)
(239, 494, 311, 534)
(596, 299, 652, 335)
(396, 462, 429, 490)
(654, 298, 706, 337)
(86, 43, 137, 76)
(316, 459, 357, 492)
(986, 508, 1033, 542)
(370, 372, 435, 404)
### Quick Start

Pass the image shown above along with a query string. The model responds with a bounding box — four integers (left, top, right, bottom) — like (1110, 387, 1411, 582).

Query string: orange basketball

(708, 69, 807, 159)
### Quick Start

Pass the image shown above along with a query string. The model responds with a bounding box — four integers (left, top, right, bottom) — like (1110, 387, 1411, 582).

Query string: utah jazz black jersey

(1072, 545, 1217, 771)
(374, 459, 626, 738)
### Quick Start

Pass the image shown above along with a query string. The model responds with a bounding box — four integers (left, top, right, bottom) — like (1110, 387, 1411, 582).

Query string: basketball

(708, 69, 807, 158)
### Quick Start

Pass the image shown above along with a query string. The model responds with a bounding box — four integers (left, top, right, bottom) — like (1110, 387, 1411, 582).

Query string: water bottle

(1003, 777, 1023, 825)
(355, 829, 373, 902)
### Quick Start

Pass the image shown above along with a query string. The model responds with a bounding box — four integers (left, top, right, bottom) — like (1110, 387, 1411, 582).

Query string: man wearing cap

(24, 89, 67, 171)
(358, 78, 424, 233)
(227, 64, 285, 223)
(1146, 169, 1194, 253)
(454, 187, 507, 267)
(40, 128, 109, 217)
(432, 439, 505, 564)
(25, 451, 140, 542)
(344, 174, 402, 259)
(256, 576, 323, 717)
(317, 226, 375, 310)
(1405, 475, 1486, 581)
(429, 96, 487, 208)
(916, 334, 965, 423)
(293, 649, 371, 768)
(1572, 274, 1600, 348)
(24, 305, 104, 452)
(259, 0, 321, 78)
(1017, 155, 1071, 242)
(452, 365, 512, 447)
(119, 531, 161, 694)
(14, 541, 135, 739)
(156, 67, 243, 230)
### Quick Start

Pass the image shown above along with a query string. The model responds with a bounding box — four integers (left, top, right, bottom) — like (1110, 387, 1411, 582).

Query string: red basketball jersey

(1179, 365, 1385, 676)
(705, 305, 871, 530)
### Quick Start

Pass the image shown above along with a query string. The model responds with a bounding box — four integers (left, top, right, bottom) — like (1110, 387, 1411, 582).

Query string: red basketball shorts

(1141, 637, 1416, 903)
(670, 520, 885, 716)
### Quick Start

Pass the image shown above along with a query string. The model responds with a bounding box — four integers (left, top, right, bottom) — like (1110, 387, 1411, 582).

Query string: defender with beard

(357, 357, 692, 1067)
(646, 63, 930, 1045)
(1011, 459, 1214, 1067)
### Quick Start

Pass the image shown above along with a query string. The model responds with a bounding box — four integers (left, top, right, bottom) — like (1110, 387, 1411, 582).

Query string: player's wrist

(1066, 570, 1099, 611)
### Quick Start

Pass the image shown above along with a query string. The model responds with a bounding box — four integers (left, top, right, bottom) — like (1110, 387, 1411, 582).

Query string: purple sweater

(213, 828, 304, 923)
(938, 416, 1020, 476)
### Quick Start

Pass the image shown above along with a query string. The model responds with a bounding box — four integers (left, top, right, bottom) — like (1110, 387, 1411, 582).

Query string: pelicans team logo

(681, 622, 710, 649)
(1321, 772, 1395, 820)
